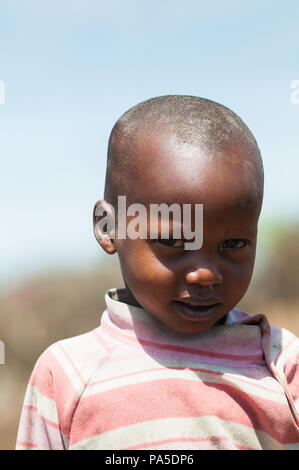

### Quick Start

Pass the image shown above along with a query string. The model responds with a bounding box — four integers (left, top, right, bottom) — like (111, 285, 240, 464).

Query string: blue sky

(0, 1, 299, 287)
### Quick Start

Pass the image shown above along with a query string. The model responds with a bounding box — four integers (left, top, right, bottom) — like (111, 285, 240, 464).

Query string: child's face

(109, 131, 261, 335)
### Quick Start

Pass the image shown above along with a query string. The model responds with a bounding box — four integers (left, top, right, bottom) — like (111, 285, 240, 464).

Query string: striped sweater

(16, 288, 299, 450)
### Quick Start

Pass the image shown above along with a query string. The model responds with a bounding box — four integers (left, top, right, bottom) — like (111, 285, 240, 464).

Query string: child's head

(93, 95, 264, 335)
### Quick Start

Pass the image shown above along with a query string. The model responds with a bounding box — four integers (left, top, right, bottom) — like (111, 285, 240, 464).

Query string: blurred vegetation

(0, 257, 124, 450)
(239, 222, 299, 331)
(0, 223, 299, 449)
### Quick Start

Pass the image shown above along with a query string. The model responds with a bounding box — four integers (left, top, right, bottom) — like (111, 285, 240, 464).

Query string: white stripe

(24, 384, 59, 425)
(57, 333, 106, 383)
(49, 343, 85, 395)
(84, 363, 286, 405)
(87, 353, 231, 381)
(276, 340, 299, 373)
(69, 415, 296, 450)
(270, 328, 298, 370)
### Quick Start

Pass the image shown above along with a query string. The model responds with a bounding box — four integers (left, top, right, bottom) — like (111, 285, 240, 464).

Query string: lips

(174, 297, 222, 321)
(178, 296, 221, 306)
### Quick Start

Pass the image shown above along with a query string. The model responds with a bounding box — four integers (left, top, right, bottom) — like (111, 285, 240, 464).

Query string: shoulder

(30, 327, 109, 395)
(17, 328, 110, 449)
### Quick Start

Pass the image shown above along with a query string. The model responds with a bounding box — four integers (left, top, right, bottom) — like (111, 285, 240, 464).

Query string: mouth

(174, 299, 222, 322)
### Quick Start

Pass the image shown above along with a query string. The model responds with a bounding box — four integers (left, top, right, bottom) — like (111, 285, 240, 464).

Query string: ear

(93, 200, 116, 255)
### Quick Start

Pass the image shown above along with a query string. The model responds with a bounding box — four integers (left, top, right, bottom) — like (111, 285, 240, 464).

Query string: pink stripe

(70, 378, 298, 445)
(29, 349, 81, 441)
(45, 354, 81, 440)
(92, 328, 112, 353)
(16, 407, 65, 450)
(102, 319, 263, 362)
(284, 358, 299, 402)
(29, 349, 56, 400)
(23, 405, 59, 429)
(16, 441, 38, 448)
(87, 366, 164, 387)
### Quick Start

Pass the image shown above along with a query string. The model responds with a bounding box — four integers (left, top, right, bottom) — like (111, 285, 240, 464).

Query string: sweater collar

(103, 287, 266, 366)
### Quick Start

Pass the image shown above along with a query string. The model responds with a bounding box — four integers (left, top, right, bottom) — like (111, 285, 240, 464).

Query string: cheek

(118, 241, 177, 290)
(223, 260, 255, 301)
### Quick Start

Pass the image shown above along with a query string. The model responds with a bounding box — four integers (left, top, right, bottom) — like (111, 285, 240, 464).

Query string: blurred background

(0, 0, 299, 449)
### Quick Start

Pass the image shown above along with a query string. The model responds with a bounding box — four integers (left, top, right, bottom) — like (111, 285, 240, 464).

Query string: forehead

(126, 129, 261, 215)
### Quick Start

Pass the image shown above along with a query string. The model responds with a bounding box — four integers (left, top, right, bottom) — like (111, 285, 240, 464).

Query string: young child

(16, 96, 299, 450)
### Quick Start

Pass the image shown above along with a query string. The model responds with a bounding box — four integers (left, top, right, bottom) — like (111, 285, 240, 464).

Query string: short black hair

(104, 95, 263, 207)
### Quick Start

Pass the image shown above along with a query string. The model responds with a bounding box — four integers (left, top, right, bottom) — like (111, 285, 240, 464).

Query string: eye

(220, 239, 249, 249)
(157, 238, 185, 248)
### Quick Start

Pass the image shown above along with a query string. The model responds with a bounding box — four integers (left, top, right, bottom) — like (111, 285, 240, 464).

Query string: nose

(185, 267, 223, 287)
